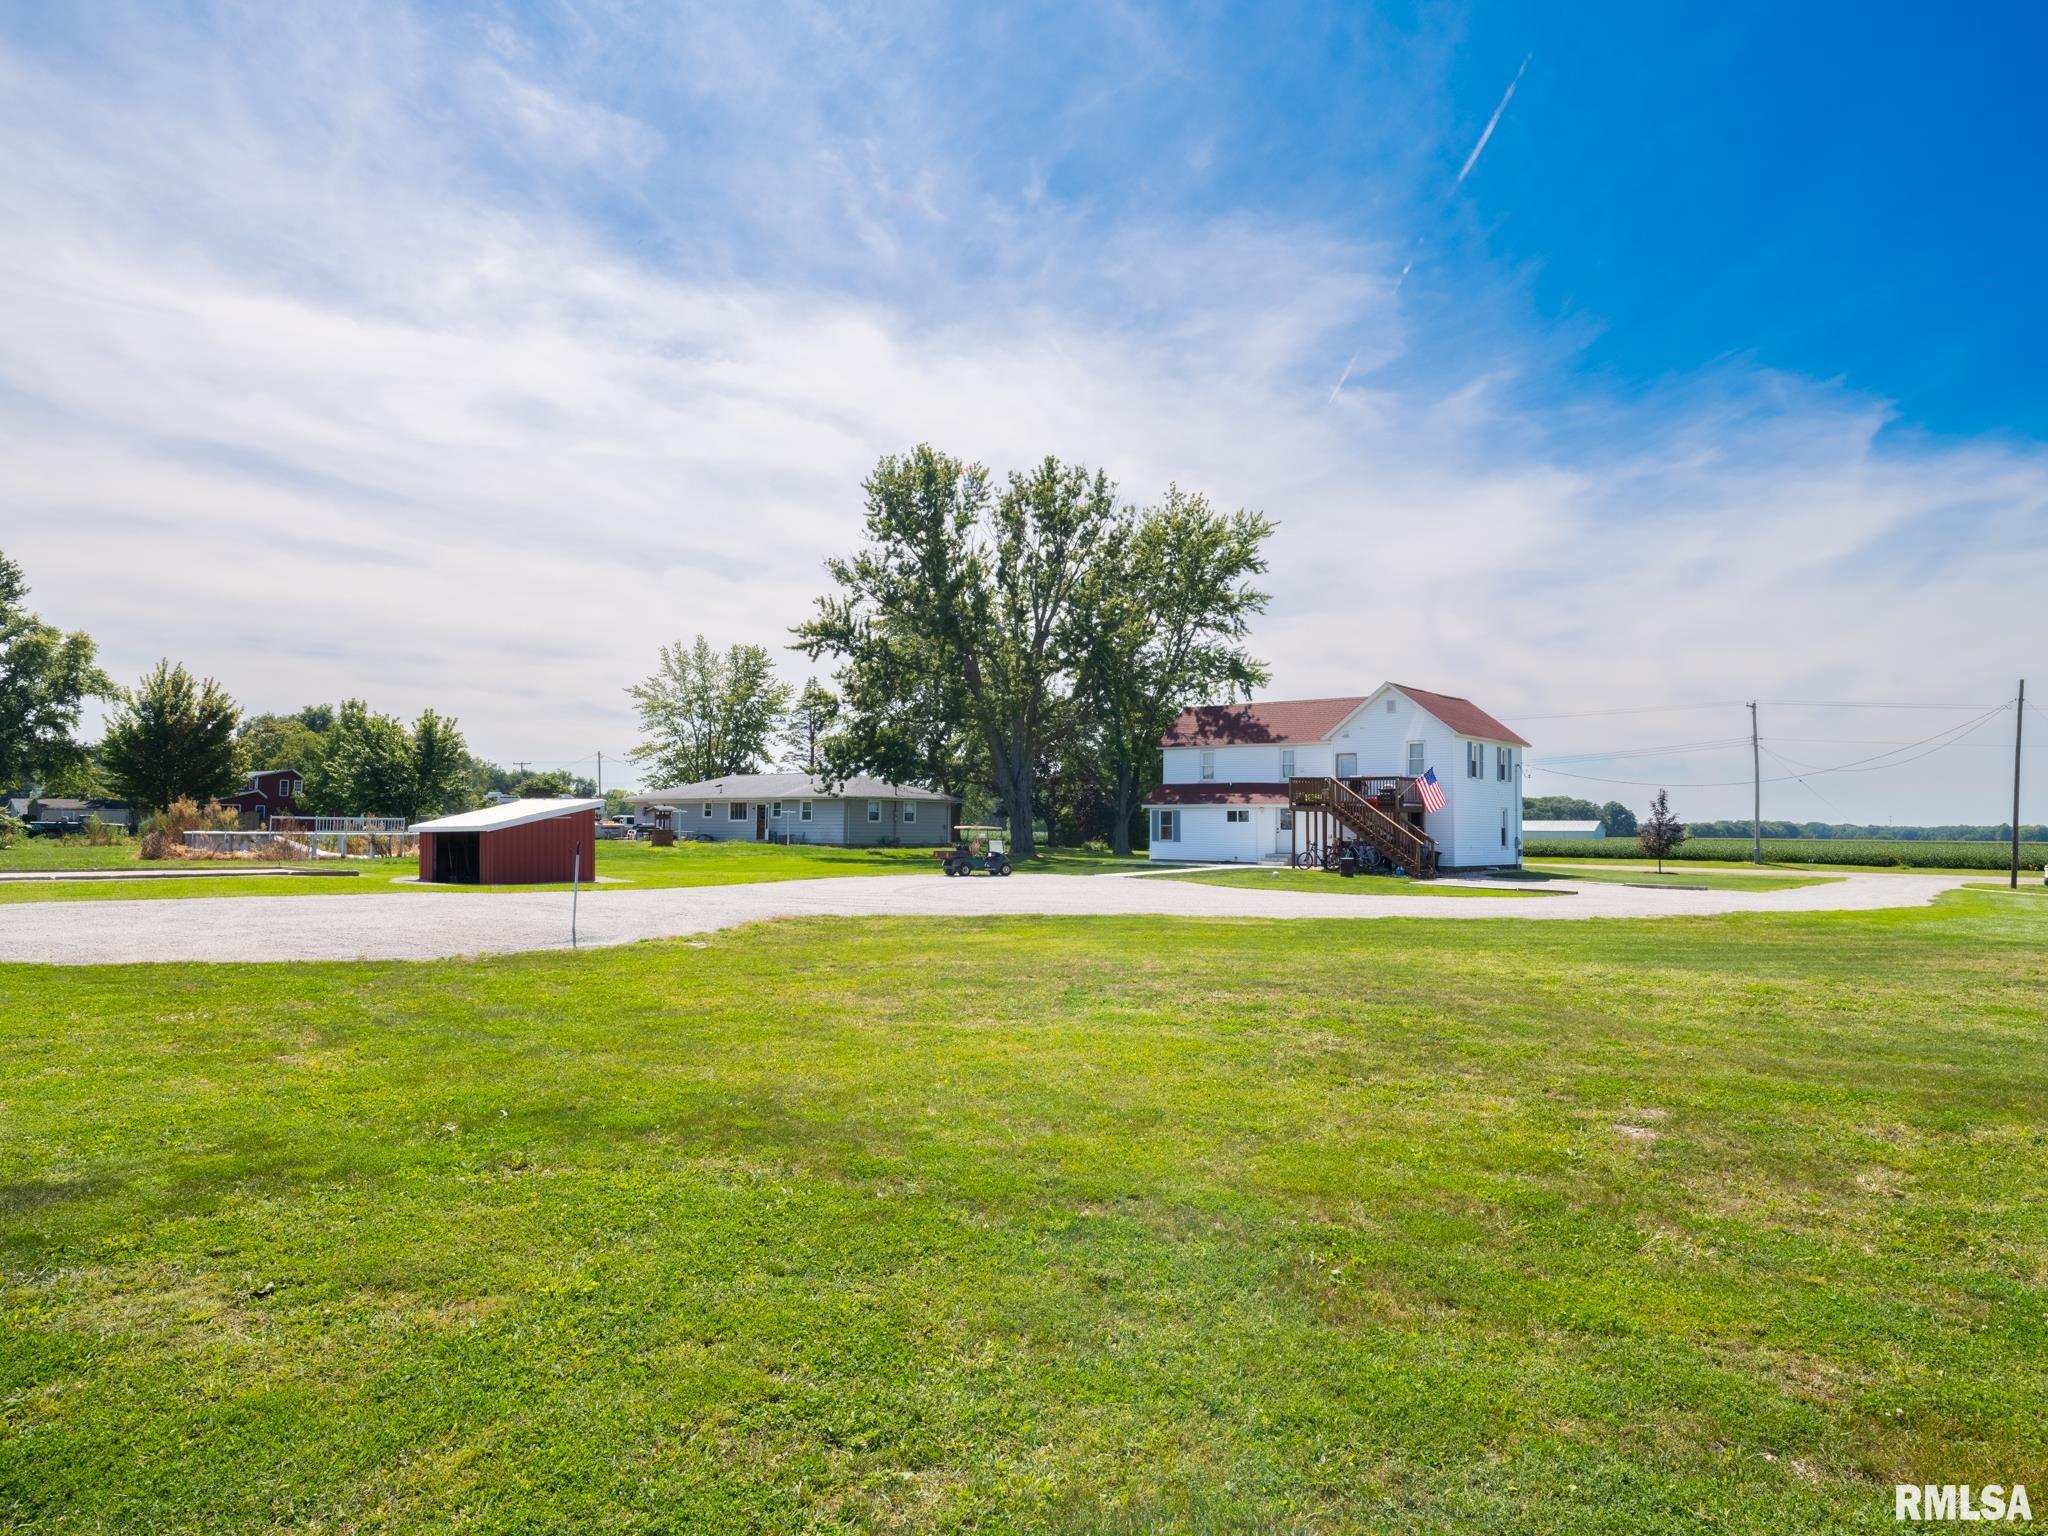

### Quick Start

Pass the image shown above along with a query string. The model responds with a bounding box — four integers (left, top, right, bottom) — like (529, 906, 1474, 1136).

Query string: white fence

(186, 816, 418, 861)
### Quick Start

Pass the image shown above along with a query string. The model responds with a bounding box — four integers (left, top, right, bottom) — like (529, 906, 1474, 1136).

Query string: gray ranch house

(628, 773, 959, 846)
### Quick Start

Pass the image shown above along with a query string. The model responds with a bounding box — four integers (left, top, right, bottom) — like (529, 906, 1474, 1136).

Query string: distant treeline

(1525, 794, 2041, 843)
(1682, 820, 2047, 842)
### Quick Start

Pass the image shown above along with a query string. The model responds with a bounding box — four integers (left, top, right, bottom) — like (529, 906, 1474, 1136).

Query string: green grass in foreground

(1150, 865, 1552, 898)
(1519, 863, 1834, 893)
(5, 893, 2047, 1532)
(0, 840, 1146, 905)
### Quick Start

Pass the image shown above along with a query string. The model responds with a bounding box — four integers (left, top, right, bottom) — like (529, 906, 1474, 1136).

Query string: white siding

(1150, 805, 1280, 862)
(1160, 742, 1344, 783)
(1153, 685, 1525, 869)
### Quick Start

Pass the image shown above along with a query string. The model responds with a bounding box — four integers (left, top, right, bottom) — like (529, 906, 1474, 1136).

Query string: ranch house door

(1335, 752, 1357, 778)
(755, 804, 768, 841)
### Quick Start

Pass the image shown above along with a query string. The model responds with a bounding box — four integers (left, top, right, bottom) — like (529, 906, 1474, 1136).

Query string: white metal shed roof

(409, 798, 603, 834)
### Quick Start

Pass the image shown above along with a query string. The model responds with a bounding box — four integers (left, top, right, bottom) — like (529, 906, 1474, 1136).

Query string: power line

(1529, 701, 2015, 788)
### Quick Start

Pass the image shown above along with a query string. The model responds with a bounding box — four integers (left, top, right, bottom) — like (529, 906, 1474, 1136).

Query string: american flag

(1416, 767, 1447, 814)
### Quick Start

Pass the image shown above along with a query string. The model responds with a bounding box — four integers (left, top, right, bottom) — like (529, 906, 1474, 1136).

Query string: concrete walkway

(0, 871, 1970, 966)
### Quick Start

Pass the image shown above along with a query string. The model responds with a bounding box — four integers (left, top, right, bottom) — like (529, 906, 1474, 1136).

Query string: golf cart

(939, 825, 1013, 877)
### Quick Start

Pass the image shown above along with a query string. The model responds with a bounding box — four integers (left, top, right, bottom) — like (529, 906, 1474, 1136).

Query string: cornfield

(1524, 836, 2047, 871)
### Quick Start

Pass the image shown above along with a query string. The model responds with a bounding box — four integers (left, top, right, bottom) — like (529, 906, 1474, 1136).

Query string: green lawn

(1520, 863, 1835, 893)
(1146, 865, 1553, 898)
(0, 838, 1150, 906)
(5, 892, 2046, 1532)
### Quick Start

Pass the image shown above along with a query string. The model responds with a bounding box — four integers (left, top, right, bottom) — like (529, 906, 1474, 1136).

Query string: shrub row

(1523, 836, 2048, 871)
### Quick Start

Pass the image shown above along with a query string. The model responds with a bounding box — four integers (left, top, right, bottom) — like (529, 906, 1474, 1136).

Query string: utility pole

(1749, 700, 1762, 865)
(2014, 680, 2026, 891)
(596, 751, 603, 798)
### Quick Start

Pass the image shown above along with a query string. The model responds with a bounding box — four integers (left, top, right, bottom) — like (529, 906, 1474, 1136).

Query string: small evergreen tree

(1638, 788, 1686, 872)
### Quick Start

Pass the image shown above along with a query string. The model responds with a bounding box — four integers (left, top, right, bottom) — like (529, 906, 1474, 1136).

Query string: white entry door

(1335, 752, 1357, 777)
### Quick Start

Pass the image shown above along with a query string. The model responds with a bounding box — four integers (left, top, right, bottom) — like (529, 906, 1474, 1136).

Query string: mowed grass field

(1148, 866, 1554, 899)
(1525, 836, 2048, 871)
(5, 894, 2047, 1534)
(1517, 864, 1836, 894)
(0, 839, 1149, 905)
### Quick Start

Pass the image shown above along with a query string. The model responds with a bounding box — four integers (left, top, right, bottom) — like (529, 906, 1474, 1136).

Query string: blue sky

(0, 1, 2041, 820)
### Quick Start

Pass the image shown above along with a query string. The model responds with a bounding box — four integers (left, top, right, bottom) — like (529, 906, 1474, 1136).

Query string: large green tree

(100, 660, 243, 812)
(1074, 488, 1272, 854)
(628, 636, 792, 787)
(403, 709, 470, 822)
(798, 448, 1117, 859)
(0, 551, 114, 792)
(303, 700, 413, 816)
(237, 712, 328, 780)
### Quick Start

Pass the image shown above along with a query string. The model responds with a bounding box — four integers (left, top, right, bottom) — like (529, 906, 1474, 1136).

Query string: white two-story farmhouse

(1143, 683, 1530, 872)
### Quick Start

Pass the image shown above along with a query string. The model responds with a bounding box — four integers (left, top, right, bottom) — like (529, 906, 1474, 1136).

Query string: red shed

(410, 798, 602, 885)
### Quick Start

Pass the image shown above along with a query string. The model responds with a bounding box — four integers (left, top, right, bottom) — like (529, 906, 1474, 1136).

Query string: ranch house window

(1154, 809, 1178, 842)
(1200, 750, 1216, 781)
(902, 803, 916, 823)
(1225, 808, 1249, 823)
(702, 803, 713, 817)
(800, 801, 813, 821)
(867, 800, 881, 823)
(728, 802, 747, 821)
(1407, 740, 1424, 776)
(1280, 748, 1295, 779)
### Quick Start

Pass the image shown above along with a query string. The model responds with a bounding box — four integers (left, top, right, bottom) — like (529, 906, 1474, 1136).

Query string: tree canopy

(0, 550, 114, 792)
(628, 636, 792, 788)
(100, 660, 243, 813)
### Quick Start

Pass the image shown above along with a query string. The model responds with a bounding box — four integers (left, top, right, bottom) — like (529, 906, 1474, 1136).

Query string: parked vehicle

(939, 826, 1013, 877)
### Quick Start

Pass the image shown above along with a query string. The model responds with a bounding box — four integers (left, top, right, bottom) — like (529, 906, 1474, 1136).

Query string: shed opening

(433, 831, 480, 884)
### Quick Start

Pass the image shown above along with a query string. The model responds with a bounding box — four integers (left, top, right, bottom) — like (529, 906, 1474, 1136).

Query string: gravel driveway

(0, 871, 1970, 965)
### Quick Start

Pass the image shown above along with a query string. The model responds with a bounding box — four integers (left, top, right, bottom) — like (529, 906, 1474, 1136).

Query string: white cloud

(0, 7, 2040, 822)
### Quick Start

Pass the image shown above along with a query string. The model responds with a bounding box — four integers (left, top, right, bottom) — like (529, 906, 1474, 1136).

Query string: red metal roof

(1159, 697, 1367, 748)
(1388, 685, 1530, 747)
(1141, 783, 1292, 806)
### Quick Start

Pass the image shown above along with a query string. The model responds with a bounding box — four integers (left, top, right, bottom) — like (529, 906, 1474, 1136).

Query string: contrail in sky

(1456, 54, 1530, 186)
(1326, 350, 1358, 405)
(1335, 59, 1526, 404)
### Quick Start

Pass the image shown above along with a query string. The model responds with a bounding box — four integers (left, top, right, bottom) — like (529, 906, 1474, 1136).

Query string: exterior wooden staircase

(1290, 776, 1439, 877)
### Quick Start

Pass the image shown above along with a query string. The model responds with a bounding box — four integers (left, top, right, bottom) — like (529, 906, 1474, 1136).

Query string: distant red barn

(410, 798, 601, 885)
(220, 768, 303, 825)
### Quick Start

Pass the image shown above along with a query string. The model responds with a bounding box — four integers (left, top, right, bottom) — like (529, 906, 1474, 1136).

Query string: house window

(1497, 747, 1509, 781)
(1226, 808, 1249, 823)
(1155, 809, 1178, 842)
(729, 802, 748, 820)
(800, 801, 813, 821)
(1467, 741, 1480, 778)
(772, 802, 783, 818)
(1500, 808, 1509, 847)
(1407, 740, 1424, 776)
(703, 803, 713, 818)
(1280, 748, 1295, 779)
(1386, 697, 1396, 713)
(1279, 809, 1293, 830)
(867, 800, 881, 822)
(1335, 752, 1357, 777)
(1200, 750, 1216, 781)
(902, 803, 917, 823)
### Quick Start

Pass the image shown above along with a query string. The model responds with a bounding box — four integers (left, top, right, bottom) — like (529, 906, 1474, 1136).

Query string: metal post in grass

(571, 840, 582, 948)
(1749, 701, 1762, 865)
(2014, 679, 2026, 891)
